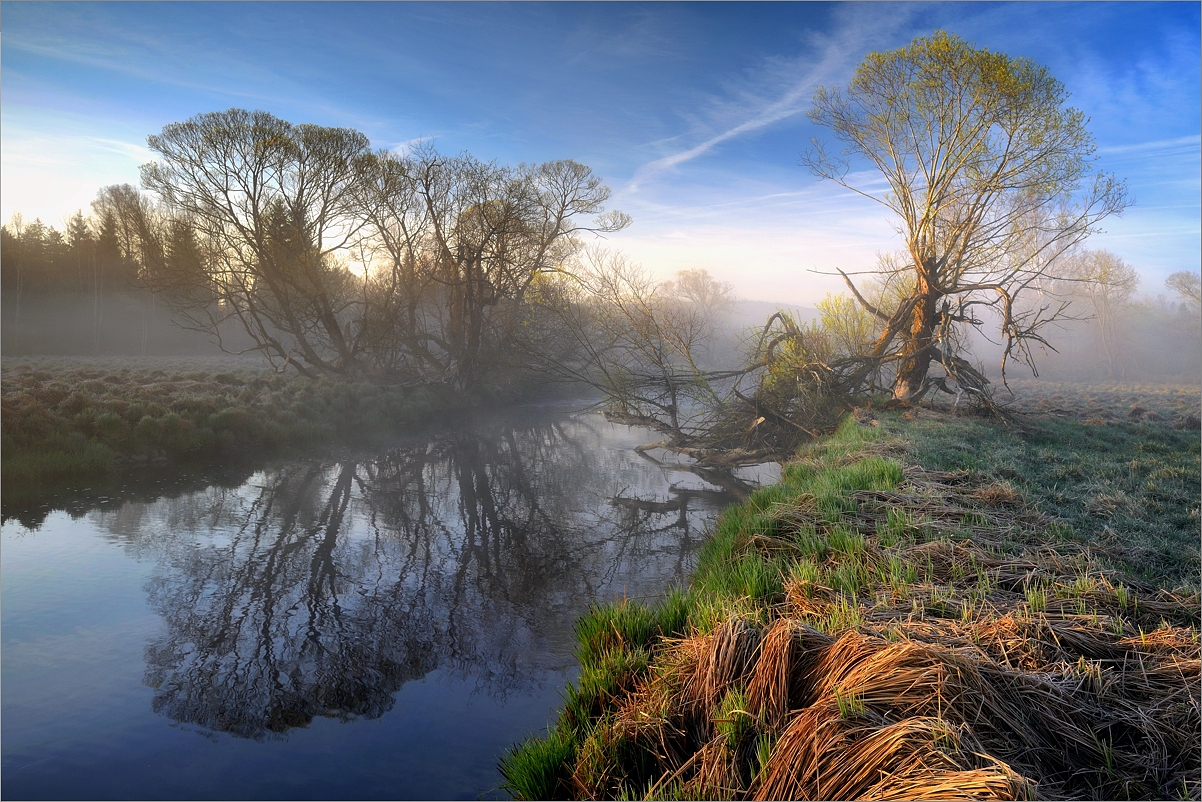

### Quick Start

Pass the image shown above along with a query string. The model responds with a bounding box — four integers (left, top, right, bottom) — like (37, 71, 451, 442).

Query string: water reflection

(78, 412, 739, 740)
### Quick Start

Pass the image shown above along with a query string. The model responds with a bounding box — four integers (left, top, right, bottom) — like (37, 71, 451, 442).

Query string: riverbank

(1, 356, 477, 485)
(501, 404, 1201, 800)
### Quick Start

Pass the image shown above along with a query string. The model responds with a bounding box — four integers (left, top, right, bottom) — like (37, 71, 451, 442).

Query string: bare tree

(357, 146, 628, 389)
(1062, 249, 1139, 379)
(548, 248, 736, 447)
(92, 184, 165, 279)
(138, 110, 628, 388)
(546, 251, 879, 460)
(1167, 271, 1201, 310)
(1166, 269, 1201, 343)
(5, 214, 26, 350)
(92, 184, 171, 355)
(806, 30, 1129, 401)
(140, 110, 374, 378)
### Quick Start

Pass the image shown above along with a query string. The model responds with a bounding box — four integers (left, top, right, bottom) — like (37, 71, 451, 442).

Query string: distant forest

(1, 191, 255, 356)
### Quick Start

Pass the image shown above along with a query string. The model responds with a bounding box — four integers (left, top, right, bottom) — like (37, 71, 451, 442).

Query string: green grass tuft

(499, 726, 576, 801)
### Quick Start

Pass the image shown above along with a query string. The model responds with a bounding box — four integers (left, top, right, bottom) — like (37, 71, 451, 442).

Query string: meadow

(0, 356, 461, 485)
(502, 390, 1201, 800)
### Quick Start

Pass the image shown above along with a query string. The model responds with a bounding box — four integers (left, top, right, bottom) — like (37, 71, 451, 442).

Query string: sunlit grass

(502, 400, 1201, 800)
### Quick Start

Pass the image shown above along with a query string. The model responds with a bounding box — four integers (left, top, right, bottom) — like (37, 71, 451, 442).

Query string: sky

(2, 1, 1199, 305)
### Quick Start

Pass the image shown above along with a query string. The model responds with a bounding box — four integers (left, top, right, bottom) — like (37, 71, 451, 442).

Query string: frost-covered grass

(501, 405, 1200, 800)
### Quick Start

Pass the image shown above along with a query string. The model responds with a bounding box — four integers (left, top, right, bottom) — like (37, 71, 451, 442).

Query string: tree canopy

(806, 30, 1129, 400)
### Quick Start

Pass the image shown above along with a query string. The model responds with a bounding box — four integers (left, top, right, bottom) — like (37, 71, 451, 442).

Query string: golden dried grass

(535, 436, 1200, 800)
(595, 586, 1198, 799)
(752, 703, 1030, 801)
(745, 618, 798, 730)
(678, 617, 761, 715)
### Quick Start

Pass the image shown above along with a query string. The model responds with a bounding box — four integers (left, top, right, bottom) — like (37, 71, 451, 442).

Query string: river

(1, 406, 777, 800)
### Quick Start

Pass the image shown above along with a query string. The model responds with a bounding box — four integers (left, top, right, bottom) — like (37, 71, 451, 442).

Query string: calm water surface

(2, 407, 776, 800)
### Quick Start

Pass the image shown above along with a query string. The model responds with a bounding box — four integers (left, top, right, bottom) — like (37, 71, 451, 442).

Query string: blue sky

(2, 2, 1198, 303)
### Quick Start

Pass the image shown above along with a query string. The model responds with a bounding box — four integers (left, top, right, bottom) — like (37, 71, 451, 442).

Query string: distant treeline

(1028, 297, 1200, 383)
(4, 192, 1198, 386)
(1, 192, 254, 356)
(4, 110, 631, 395)
(968, 250, 1201, 384)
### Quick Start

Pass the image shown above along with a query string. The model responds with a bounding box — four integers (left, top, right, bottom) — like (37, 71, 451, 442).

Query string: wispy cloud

(1098, 134, 1201, 155)
(2, 9, 377, 125)
(627, 6, 913, 190)
(3, 2, 1195, 301)
(627, 62, 829, 189)
(86, 137, 156, 163)
(4, 34, 275, 105)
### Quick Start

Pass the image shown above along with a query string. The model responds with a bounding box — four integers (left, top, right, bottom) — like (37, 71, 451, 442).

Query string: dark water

(2, 407, 777, 800)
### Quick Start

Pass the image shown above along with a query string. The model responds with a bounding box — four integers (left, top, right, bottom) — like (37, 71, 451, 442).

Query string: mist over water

(1, 407, 774, 800)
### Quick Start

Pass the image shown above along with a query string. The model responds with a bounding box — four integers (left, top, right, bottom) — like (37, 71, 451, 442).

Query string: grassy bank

(1, 357, 472, 484)
(501, 406, 1201, 800)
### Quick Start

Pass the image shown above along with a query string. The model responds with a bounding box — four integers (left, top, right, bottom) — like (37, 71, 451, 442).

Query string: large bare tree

(544, 248, 741, 449)
(358, 145, 628, 389)
(138, 110, 627, 388)
(806, 30, 1129, 400)
(1166, 271, 1201, 310)
(1062, 249, 1139, 379)
(141, 109, 375, 377)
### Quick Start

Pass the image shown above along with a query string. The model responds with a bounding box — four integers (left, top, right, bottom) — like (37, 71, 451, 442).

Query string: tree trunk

(14, 264, 22, 353)
(892, 284, 939, 402)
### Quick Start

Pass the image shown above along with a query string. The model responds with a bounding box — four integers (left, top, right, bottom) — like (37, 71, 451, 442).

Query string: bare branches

(549, 249, 735, 441)
(138, 110, 374, 377)
(1166, 270, 1201, 310)
(837, 269, 888, 322)
(135, 109, 627, 389)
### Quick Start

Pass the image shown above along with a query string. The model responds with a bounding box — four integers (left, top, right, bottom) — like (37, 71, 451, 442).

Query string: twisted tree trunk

(892, 275, 940, 402)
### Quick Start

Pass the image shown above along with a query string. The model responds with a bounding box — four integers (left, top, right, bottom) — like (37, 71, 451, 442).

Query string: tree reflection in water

(87, 413, 739, 739)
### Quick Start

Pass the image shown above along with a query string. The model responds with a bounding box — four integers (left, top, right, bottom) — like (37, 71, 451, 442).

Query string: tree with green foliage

(806, 30, 1129, 401)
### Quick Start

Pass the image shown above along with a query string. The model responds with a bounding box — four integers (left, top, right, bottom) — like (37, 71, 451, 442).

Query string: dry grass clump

(502, 412, 1201, 801)
(755, 709, 1030, 801)
(974, 481, 1020, 505)
(1087, 490, 1142, 518)
(587, 589, 1198, 800)
(538, 542, 1199, 799)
